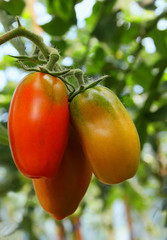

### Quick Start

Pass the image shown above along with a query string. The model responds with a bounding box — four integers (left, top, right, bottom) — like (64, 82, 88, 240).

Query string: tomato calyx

(68, 75, 111, 102)
(0, 17, 111, 102)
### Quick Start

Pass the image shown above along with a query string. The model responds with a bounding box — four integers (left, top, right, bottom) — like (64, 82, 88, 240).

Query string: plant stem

(0, 26, 51, 59)
(69, 75, 110, 101)
(45, 52, 60, 71)
(74, 70, 85, 87)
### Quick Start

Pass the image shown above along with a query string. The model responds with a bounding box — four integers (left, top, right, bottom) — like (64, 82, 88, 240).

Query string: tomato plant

(33, 126, 92, 220)
(0, 22, 141, 223)
(70, 86, 140, 185)
(8, 72, 69, 178)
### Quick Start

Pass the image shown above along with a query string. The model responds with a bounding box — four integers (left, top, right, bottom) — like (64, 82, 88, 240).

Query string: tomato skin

(8, 72, 69, 178)
(70, 86, 140, 185)
(33, 126, 92, 220)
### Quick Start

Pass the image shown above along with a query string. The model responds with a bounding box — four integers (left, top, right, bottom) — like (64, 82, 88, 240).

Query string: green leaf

(87, 0, 117, 32)
(0, 0, 25, 16)
(129, 61, 153, 90)
(0, 123, 9, 146)
(137, 0, 156, 10)
(162, 176, 167, 195)
(145, 104, 167, 122)
(122, 181, 147, 211)
(0, 10, 27, 55)
(0, 145, 12, 164)
(0, 81, 17, 95)
(41, 16, 75, 36)
(50, 38, 67, 54)
(149, 28, 167, 57)
(162, 199, 167, 211)
(121, 22, 141, 44)
(86, 46, 106, 74)
(9, 54, 47, 67)
(153, 57, 167, 68)
(92, 10, 118, 43)
(135, 116, 147, 148)
(164, 214, 167, 228)
(47, 0, 76, 21)
(43, 0, 77, 36)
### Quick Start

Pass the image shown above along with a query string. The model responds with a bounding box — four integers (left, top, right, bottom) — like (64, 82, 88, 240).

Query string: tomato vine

(0, 17, 110, 101)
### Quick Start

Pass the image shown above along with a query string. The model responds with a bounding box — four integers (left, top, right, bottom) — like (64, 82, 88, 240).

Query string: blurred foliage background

(0, 0, 167, 239)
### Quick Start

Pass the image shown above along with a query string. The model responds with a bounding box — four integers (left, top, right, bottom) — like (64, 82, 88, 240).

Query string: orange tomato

(70, 86, 140, 184)
(33, 126, 92, 220)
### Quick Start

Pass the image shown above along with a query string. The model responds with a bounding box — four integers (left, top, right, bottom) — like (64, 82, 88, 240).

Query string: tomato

(33, 126, 92, 220)
(8, 72, 69, 178)
(70, 86, 140, 185)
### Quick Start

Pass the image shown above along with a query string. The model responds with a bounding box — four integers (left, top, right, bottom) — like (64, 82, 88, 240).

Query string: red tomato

(8, 72, 69, 178)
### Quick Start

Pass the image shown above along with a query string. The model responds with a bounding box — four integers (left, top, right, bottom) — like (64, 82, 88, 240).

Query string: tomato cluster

(8, 72, 140, 220)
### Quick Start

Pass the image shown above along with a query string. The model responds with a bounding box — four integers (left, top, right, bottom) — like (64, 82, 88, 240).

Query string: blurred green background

(0, 0, 167, 239)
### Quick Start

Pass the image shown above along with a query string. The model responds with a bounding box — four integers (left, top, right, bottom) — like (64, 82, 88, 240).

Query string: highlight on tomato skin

(33, 126, 92, 220)
(70, 86, 140, 185)
(8, 72, 70, 179)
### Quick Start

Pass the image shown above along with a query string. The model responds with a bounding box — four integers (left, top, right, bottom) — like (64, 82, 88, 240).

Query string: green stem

(69, 75, 110, 101)
(0, 26, 51, 59)
(16, 16, 22, 27)
(74, 70, 85, 87)
(45, 52, 60, 71)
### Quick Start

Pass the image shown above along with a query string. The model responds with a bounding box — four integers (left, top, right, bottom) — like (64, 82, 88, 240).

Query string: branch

(132, 10, 167, 59)
(142, 65, 166, 113)
(135, 63, 166, 128)
(0, 25, 56, 60)
(116, 10, 167, 95)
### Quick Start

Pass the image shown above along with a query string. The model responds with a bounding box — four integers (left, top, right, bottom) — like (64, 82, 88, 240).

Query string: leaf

(42, 0, 76, 36)
(89, 0, 122, 47)
(137, 0, 156, 10)
(0, 0, 25, 16)
(162, 176, 167, 195)
(0, 167, 23, 195)
(121, 93, 136, 109)
(0, 81, 17, 95)
(121, 22, 141, 44)
(0, 145, 13, 164)
(47, 0, 76, 21)
(86, 0, 117, 31)
(50, 38, 67, 54)
(162, 199, 167, 211)
(122, 181, 146, 211)
(8, 54, 47, 67)
(0, 123, 9, 146)
(161, 80, 167, 92)
(135, 116, 147, 148)
(153, 57, 167, 68)
(149, 28, 167, 57)
(41, 16, 75, 36)
(129, 61, 153, 90)
(86, 46, 106, 74)
(92, 10, 118, 43)
(0, 9, 27, 55)
(145, 104, 167, 122)
(0, 220, 19, 238)
(164, 214, 167, 228)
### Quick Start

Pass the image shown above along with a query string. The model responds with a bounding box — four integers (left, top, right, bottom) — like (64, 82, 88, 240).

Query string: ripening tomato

(33, 126, 92, 220)
(70, 86, 140, 185)
(8, 72, 69, 178)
